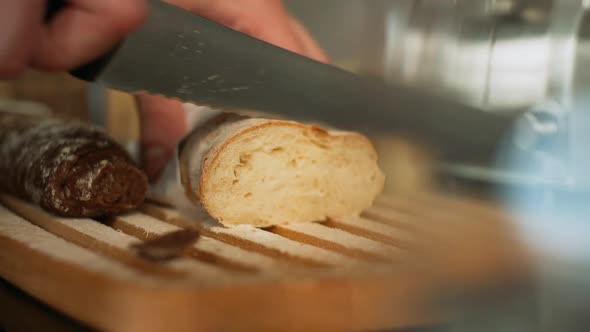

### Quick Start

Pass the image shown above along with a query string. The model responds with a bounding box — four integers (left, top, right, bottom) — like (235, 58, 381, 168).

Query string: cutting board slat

(112, 213, 303, 275)
(141, 204, 360, 268)
(269, 223, 401, 262)
(0, 205, 183, 332)
(325, 216, 411, 248)
(0, 195, 235, 283)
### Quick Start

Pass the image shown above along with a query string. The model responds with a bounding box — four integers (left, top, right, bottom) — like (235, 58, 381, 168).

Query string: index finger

(32, 0, 147, 71)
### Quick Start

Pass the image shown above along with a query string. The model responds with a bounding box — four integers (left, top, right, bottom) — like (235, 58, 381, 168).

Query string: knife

(47, 0, 517, 164)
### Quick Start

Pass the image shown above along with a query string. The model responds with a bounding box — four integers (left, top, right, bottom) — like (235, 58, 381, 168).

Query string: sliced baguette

(179, 114, 385, 227)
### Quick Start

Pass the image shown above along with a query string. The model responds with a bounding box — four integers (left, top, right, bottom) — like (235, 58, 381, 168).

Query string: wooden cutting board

(0, 193, 529, 332)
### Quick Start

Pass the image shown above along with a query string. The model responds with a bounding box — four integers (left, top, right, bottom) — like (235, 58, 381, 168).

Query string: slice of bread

(179, 114, 385, 227)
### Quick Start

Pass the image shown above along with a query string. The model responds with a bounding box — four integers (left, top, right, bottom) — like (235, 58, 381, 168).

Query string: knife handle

(44, 0, 65, 22)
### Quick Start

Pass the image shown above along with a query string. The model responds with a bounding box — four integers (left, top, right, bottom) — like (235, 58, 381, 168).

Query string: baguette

(178, 113, 385, 227)
(0, 112, 148, 217)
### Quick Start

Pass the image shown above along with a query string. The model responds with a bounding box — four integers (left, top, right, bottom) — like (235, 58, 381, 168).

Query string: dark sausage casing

(0, 112, 148, 217)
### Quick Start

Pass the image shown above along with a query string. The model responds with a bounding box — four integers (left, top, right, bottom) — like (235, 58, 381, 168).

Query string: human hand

(138, 0, 329, 180)
(0, 0, 146, 78)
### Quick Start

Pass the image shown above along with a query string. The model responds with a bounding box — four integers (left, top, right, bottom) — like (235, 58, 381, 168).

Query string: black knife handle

(44, 0, 66, 22)
(69, 50, 118, 82)
(43, 0, 117, 81)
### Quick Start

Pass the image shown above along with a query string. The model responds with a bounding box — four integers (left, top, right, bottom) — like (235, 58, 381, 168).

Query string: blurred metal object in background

(289, 0, 590, 189)
(289, 0, 583, 111)
(383, 0, 572, 111)
(88, 83, 106, 127)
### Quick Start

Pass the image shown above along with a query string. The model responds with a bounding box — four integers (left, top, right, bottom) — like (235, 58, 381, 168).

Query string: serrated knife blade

(62, 0, 516, 164)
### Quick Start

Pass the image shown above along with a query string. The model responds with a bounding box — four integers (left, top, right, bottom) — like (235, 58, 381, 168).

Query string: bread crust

(179, 113, 383, 227)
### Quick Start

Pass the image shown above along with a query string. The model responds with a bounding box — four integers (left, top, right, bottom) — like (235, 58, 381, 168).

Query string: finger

(228, 5, 306, 57)
(32, 0, 147, 71)
(168, 0, 308, 56)
(287, 16, 330, 64)
(0, 0, 43, 78)
(136, 94, 187, 181)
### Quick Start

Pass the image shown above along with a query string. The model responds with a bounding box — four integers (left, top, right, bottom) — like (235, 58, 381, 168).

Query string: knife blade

(53, 0, 517, 164)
